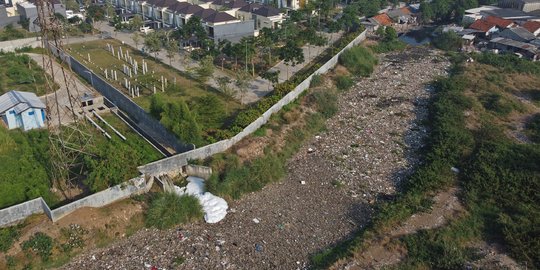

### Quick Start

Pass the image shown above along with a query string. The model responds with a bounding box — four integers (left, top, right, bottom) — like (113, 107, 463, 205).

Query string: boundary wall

(139, 30, 367, 176)
(0, 177, 151, 227)
(0, 30, 367, 227)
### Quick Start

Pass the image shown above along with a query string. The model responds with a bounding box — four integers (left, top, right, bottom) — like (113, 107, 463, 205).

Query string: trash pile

(174, 176, 228, 223)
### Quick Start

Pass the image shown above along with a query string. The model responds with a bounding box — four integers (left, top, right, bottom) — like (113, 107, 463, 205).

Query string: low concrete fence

(0, 37, 42, 52)
(0, 176, 152, 227)
(139, 30, 368, 176)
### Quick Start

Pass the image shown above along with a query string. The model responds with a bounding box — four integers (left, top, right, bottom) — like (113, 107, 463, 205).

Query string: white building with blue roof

(0, 90, 46, 131)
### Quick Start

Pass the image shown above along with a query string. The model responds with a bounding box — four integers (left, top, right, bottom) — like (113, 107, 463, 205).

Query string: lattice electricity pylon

(35, 0, 93, 199)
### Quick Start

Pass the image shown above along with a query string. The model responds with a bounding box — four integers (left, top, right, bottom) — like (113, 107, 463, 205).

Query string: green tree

(132, 31, 141, 49)
(193, 95, 226, 129)
(86, 5, 105, 34)
(262, 70, 279, 90)
(160, 100, 202, 146)
(420, 1, 434, 22)
(235, 72, 250, 103)
(130, 15, 144, 31)
(278, 40, 305, 80)
(144, 31, 162, 58)
(384, 26, 398, 41)
(165, 39, 179, 65)
(196, 55, 214, 86)
(216, 76, 235, 97)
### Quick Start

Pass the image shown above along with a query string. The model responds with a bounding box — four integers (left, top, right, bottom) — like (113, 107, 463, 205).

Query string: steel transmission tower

(36, 0, 93, 199)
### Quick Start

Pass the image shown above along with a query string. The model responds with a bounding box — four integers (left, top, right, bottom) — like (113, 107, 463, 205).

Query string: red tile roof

(484, 16, 514, 28)
(399, 7, 411, 15)
(469, 19, 497, 32)
(372, 13, 393, 26)
(523, 21, 540, 34)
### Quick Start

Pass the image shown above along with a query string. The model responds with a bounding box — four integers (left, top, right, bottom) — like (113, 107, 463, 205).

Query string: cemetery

(67, 39, 243, 121)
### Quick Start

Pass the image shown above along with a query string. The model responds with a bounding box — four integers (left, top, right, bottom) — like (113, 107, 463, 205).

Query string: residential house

(223, 0, 247, 16)
(251, 5, 283, 30)
(202, 11, 253, 42)
(489, 36, 539, 60)
(0, 90, 46, 131)
(16, 0, 66, 32)
(523, 20, 540, 35)
(498, 26, 537, 41)
(387, 7, 414, 24)
(484, 15, 516, 29)
(251, 0, 305, 10)
(236, 2, 260, 21)
(0, 4, 20, 28)
(369, 13, 393, 27)
(469, 19, 499, 37)
(498, 0, 540, 12)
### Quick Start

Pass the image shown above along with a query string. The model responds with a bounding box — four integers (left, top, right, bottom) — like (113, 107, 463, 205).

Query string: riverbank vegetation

(312, 53, 540, 269)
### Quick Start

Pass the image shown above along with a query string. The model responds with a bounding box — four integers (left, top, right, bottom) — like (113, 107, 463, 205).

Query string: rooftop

(484, 16, 514, 28)
(203, 11, 238, 23)
(469, 19, 497, 32)
(251, 5, 281, 17)
(371, 13, 393, 26)
(523, 20, 540, 33)
(500, 26, 537, 41)
(225, 0, 248, 9)
(193, 8, 217, 20)
(0, 91, 46, 115)
(238, 2, 261, 12)
(490, 37, 539, 53)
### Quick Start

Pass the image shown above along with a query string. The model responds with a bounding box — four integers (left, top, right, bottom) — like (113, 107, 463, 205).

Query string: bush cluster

(339, 46, 378, 77)
(145, 192, 203, 229)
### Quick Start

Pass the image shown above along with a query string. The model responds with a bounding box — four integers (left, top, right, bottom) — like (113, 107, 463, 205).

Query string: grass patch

(339, 46, 378, 77)
(0, 225, 22, 252)
(525, 113, 540, 143)
(67, 40, 242, 115)
(370, 39, 407, 53)
(0, 52, 57, 96)
(145, 192, 203, 229)
(335, 75, 354, 91)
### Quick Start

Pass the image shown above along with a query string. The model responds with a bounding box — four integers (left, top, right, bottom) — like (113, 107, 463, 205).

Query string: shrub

(145, 192, 203, 229)
(339, 46, 378, 77)
(0, 226, 20, 252)
(432, 31, 463, 51)
(310, 74, 324, 88)
(312, 89, 338, 118)
(22, 232, 53, 261)
(525, 113, 540, 143)
(335, 75, 354, 91)
(370, 39, 407, 53)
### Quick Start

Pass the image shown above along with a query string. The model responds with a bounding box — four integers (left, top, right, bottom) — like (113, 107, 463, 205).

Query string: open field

(0, 52, 56, 96)
(66, 39, 244, 119)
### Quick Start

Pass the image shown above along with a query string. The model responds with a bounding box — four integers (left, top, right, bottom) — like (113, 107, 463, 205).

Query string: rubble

(60, 47, 450, 270)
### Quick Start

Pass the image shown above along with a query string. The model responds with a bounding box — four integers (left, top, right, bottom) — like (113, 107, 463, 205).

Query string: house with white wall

(0, 91, 46, 131)
(251, 5, 283, 30)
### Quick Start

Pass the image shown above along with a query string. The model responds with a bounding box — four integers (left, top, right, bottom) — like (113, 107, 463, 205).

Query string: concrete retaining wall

(0, 37, 41, 52)
(68, 56, 189, 154)
(185, 165, 213, 180)
(139, 30, 367, 176)
(0, 176, 152, 227)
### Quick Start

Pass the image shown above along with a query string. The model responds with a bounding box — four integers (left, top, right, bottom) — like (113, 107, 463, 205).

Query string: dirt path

(59, 47, 450, 270)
